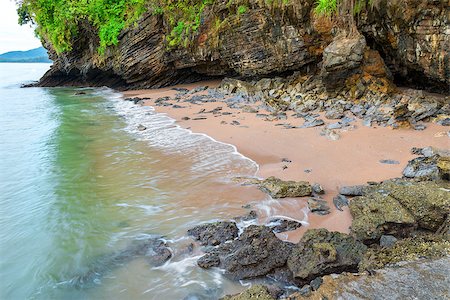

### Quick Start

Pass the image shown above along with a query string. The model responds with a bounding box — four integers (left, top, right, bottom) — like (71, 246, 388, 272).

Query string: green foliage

(314, 0, 338, 16)
(18, 0, 147, 54)
(237, 5, 247, 15)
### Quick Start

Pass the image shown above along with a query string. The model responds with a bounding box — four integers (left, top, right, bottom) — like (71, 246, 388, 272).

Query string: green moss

(359, 235, 450, 271)
(237, 5, 248, 15)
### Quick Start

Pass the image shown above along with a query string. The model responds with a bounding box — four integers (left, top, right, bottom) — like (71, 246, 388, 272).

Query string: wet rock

(437, 117, 450, 126)
(359, 235, 450, 271)
(198, 225, 294, 280)
(197, 252, 221, 268)
(312, 183, 325, 195)
(287, 229, 367, 281)
(234, 210, 258, 222)
(137, 124, 147, 131)
(379, 235, 398, 248)
(289, 258, 450, 300)
(267, 218, 302, 233)
(308, 198, 331, 215)
(187, 221, 238, 246)
(339, 185, 368, 196)
(297, 285, 312, 297)
(221, 285, 275, 300)
(333, 194, 349, 211)
(69, 237, 171, 288)
(259, 177, 312, 198)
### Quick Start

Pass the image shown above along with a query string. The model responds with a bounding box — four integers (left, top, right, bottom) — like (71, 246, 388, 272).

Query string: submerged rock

(198, 225, 293, 280)
(308, 198, 331, 215)
(187, 221, 238, 246)
(267, 218, 302, 233)
(287, 229, 367, 281)
(332, 194, 349, 211)
(259, 177, 312, 198)
(69, 237, 171, 288)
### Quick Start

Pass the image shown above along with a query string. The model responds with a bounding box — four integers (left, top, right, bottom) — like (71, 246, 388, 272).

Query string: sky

(0, 0, 42, 54)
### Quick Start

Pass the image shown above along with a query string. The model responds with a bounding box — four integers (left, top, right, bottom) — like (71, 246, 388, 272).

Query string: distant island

(0, 47, 51, 63)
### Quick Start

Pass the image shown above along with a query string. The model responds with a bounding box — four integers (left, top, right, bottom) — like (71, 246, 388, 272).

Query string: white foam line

(101, 87, 260, 176)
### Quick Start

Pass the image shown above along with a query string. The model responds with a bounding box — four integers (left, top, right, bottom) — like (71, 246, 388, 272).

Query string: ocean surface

(0, 63, 267, 299)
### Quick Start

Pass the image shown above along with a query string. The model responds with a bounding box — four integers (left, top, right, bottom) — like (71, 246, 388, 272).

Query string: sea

(0, 63, 269, 299)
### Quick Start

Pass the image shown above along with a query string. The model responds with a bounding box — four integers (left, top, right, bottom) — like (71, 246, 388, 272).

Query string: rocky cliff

(37, 0, 449, 93)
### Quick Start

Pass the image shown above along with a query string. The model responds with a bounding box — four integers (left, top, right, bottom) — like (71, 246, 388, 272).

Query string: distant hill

(0, 47, 51, 63)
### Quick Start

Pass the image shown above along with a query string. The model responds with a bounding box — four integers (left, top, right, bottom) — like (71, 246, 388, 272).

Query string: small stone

(363, 117, 372, 127)
(267, 218, 302, 233)
(312, 183, 325, 195)
(339, 185, 367, 196)
(437, 118, 450, 126)
(310, 277, 323, 291)
(303, 118, 325, 128)
(333, 194, 349, 211)
(414, 124, 427, 131)
(192, 117, 207, 120)
(304, 169, 312, 173)
(137, 124, 147, 131)
(231, 120, 241, 125)
(282, 158, 292, 163)
(379, 159, 400, 165)
(298, 285, 312, 297)
(181, 117, 190, 120)
(380, 235, 398, 248)
(308, 198, 331, 215)
(327, 122, 343, 130)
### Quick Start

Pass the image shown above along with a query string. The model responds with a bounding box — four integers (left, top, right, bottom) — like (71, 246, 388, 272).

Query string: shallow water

(0, 63, 275, 299)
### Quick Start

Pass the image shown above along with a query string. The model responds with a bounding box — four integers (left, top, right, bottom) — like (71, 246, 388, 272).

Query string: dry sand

(124, 81, 449, 242)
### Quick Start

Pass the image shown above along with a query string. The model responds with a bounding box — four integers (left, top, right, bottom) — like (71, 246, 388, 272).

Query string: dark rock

(333, 194, 349, 211)
(287, 229, 367, 281)
(379, 235, 398, 248)
(267, 218, 302, 233)
(234, 210, 258, 222)
(197, 253, 221, 268)
(298, 285, 312, 297)
(187, 221, 238, 246)
(308, 198, 331, 215)
(312, 183, 325, 195)
(379, 159, 400, 165)
(339, 185, 368, 196)
(137, 124, 147, 131)
(198, 225, 294, 280)
(69, 237, 171, 288)
(310, 277, 323, 291)
(259, 176, 312, 198)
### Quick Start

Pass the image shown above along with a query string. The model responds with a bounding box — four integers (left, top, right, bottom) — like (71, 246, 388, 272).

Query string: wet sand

(124, 82, 449, 243)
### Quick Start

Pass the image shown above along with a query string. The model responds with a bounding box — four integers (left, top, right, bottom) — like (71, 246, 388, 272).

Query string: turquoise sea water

(0, 63, 261, 299)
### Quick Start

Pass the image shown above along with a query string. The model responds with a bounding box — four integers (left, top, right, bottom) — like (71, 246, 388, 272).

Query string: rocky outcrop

(36, 1, 449, 93)
(358, 0, 450, 91)
(187, 221, 239, 246)
(259, 177, 312, 198)
(288, 258, 450, 300)
(287, 229, 367, 281)
(197, 225, 294, 280)
(350, 180, 450, 242)
(221, 285, 275, 300)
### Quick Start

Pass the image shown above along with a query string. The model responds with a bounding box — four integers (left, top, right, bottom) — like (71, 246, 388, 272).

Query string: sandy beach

(124, 82, 449, 242)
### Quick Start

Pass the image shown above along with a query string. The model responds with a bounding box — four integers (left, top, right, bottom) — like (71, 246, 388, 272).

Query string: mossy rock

(350, 192, 417, 242)
(287, 229, 367, 280)
(359, 234, 450, 271)
(259, 176, 312, 198)
(221, 285, 275, 300)
(386, 181, 450, 231)
(437, 156, 450, 180)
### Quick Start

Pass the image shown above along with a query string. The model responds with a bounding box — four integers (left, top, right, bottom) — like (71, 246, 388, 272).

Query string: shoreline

(123, 81, 449, 242)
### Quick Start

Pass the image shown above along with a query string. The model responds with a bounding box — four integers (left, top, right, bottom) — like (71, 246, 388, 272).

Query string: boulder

(321, 36, 366, 92)
(198, 225, 294, 280)
(350, 192, 417, 242)
(287, 229, 367, 281)
(259, 176, 312, 198)
(187, 221, 239, 246)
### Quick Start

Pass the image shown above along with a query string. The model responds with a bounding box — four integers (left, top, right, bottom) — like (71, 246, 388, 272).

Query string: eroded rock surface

(287, 229, 367, 281)
(187, 221, 239, 246)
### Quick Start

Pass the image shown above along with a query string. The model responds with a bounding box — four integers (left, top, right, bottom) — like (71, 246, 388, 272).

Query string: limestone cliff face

(38, 0, 449, 92)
